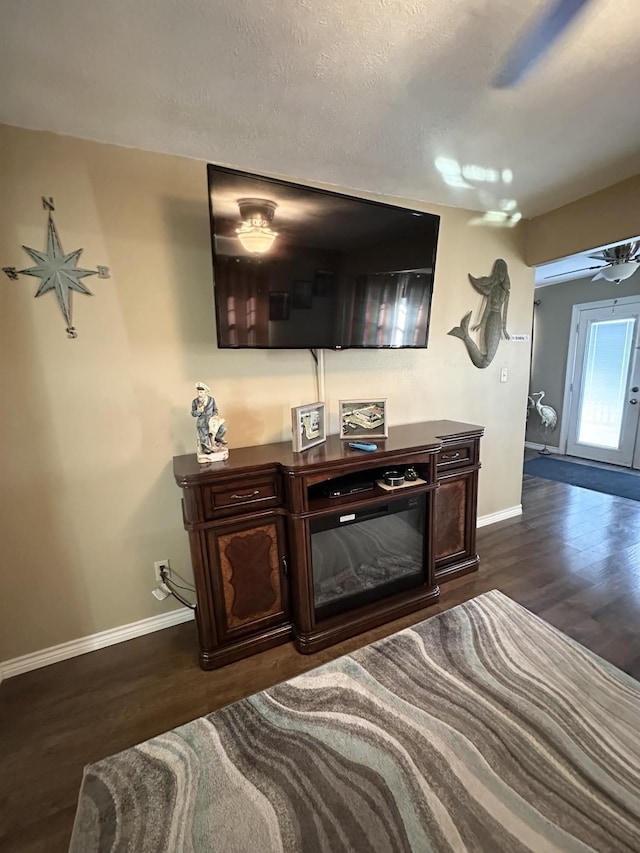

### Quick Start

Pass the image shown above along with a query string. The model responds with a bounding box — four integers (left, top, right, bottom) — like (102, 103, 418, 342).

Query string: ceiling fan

(493, 0, 594, 88)
(543, 242, 640, 284)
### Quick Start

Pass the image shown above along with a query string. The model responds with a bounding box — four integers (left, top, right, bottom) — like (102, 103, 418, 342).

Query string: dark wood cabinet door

(206, 515, 289, 643)
(434, 475, 469, 562)
(433, 470, 478, 582)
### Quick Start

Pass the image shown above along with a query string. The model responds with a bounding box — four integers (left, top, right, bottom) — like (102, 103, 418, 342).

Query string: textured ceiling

(2, 0, 640, 219)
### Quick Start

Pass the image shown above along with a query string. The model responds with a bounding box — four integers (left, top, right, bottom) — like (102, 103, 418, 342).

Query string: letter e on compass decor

(3, 198, 108, 339)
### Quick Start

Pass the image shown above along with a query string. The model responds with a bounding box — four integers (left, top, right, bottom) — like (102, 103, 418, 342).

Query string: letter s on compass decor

(2, 197, 109, 339)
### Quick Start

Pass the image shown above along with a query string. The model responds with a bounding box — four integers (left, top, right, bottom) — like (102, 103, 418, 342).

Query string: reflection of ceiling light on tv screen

(236, 198, 278, 254)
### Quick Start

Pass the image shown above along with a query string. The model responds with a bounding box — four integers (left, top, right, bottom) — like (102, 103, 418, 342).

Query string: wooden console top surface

(173, 419, 484, 485)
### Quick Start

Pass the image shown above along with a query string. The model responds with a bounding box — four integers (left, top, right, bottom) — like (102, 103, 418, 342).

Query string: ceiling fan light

(596, 261, 639, 283)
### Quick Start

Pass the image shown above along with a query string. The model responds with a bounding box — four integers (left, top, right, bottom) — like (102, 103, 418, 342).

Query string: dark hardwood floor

(2, 471, 640, 852)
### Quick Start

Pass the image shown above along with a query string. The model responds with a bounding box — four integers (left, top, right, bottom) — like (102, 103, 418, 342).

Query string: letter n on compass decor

(2, 197, 109, 339)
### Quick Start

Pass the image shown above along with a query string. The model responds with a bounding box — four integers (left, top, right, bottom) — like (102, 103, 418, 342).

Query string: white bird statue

(528, 391, 558, 454)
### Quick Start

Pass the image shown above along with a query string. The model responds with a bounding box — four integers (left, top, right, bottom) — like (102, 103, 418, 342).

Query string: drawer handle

(230, 489, 261, 500)
(442, 451, 461, 461)
(281, 556, 288, 577)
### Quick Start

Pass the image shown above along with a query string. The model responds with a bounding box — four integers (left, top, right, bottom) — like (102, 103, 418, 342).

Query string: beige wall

(0, 124, 534, 662)
(526, 174, 640, 266)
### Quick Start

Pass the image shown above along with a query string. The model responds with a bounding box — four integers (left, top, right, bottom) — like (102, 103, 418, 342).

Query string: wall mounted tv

(207, 164, 440, 349)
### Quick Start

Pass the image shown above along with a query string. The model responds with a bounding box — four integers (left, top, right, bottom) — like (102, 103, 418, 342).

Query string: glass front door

(566, 302, 640, 467)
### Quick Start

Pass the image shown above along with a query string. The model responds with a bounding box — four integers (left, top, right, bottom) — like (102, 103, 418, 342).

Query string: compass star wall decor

(3, 197, 110, 338)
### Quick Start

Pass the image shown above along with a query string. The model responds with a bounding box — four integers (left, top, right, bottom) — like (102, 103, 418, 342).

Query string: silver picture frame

(339, 399, 388, 439)
(291, 402, 327, 452)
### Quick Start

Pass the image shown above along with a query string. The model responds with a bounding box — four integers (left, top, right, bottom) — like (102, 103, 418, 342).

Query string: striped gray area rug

(70, 590, 640, 852)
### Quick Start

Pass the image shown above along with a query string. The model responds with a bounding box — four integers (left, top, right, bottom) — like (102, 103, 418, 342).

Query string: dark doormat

(524, 455, 640, 501)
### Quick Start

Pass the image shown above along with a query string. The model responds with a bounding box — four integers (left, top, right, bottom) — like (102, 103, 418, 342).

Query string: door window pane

(577, 318, 635, 448)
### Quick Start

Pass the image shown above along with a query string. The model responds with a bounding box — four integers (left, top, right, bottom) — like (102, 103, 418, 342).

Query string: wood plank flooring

(2, 471, 640, 852)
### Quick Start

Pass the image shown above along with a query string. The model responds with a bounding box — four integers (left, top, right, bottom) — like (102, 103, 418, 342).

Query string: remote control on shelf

(348, 442, 378, 452)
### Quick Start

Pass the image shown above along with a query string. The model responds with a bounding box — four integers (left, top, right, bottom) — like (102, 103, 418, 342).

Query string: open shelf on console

(307, 463, 432, 513)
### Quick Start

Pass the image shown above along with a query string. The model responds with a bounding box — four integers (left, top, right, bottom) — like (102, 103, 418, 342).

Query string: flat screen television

(207, 164, 440, 349)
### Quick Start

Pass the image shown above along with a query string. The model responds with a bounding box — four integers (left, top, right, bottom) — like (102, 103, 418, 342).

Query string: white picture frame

(291, 402, 327, 452)
(339, 399, 388, 440)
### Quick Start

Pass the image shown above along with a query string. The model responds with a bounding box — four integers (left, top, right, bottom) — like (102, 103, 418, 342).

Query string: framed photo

(339, 399, 388, 439)
(291, 402, 327, 452)
(292, 280, 313, 309)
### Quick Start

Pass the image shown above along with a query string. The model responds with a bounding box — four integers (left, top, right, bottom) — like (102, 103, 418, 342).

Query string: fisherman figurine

(191, 382, 229, 463)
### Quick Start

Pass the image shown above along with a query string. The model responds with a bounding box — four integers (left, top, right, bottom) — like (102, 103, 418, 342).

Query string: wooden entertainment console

(173, 420, 483, 670)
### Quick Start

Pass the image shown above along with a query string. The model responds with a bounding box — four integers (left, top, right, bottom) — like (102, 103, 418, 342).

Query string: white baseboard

(0, 607, 195, 682)
(477, 505, 522, 527)
(524, 441, 561, 454)
(1, 505, 524, 682)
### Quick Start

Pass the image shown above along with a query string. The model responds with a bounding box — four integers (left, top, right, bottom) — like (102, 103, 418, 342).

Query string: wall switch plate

(154, 559, 171, 581)
(500, 367, 508, 382)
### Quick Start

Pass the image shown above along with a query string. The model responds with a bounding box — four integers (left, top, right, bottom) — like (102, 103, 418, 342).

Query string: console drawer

(204, 477, 281, 518)
(436, 441, 474, 470)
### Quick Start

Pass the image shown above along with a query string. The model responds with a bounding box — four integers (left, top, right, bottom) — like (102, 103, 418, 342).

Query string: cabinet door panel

(434, 476, 468, 562)
(207, 517, 289, 641)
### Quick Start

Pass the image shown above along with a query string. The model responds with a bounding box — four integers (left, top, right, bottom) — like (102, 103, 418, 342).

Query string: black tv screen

(207, 164, 440, 349)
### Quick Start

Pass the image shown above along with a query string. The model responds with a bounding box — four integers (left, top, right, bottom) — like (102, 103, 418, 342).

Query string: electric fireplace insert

(310, 493, 427, 621)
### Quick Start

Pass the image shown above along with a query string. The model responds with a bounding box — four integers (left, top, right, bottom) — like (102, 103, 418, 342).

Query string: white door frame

(558, 294, 640, 457)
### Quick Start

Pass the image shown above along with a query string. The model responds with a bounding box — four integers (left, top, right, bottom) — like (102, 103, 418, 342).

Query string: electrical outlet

(154, 559, 171, 581)
(500, 367, 508, 383)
